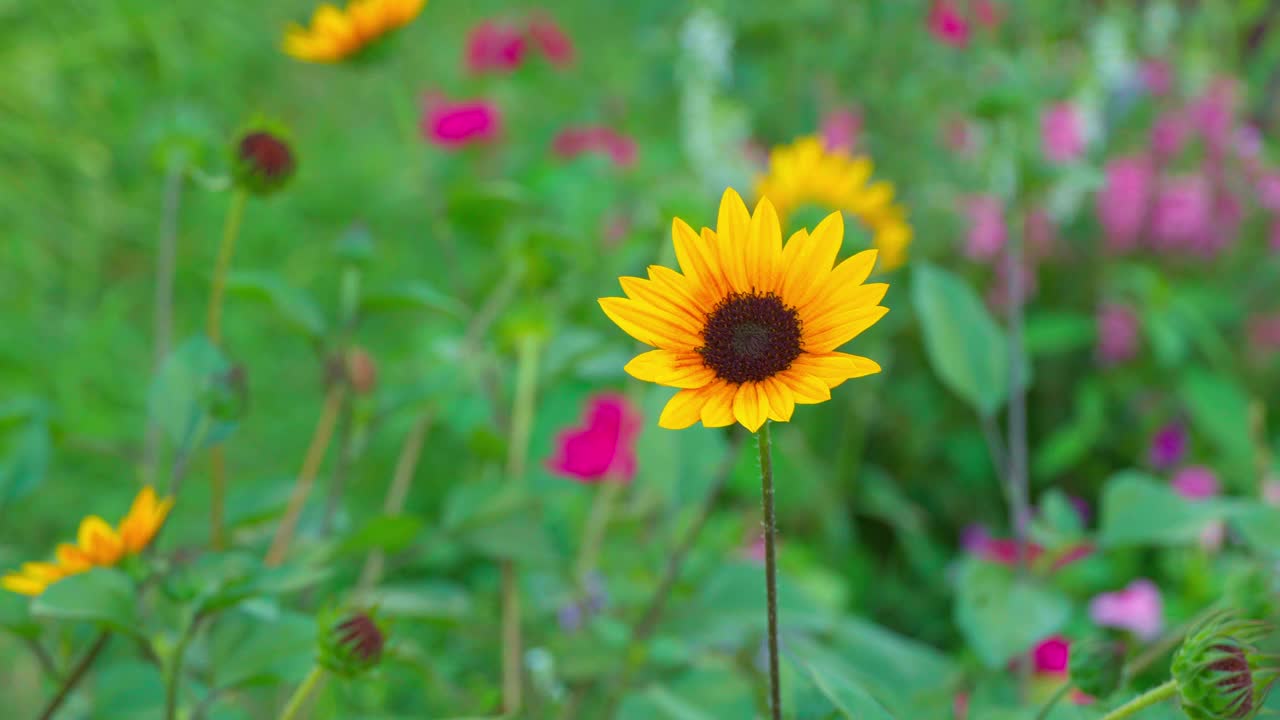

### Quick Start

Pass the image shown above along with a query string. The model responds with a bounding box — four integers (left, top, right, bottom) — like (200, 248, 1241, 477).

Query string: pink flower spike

(1140, 59, 1174, 96)
(820, 108, 862, 154)
(1089, 579, 1164, 641)
(963, 195, 1007, 261)
(1096, 156, 1153, 253)
(1041, 102, 1085, 164)
(552, 126, 637, 169)
(421, 95, 502, 148)
(1150, 175, 1212, 251)
(1191, 77, 1238, 153)
(465, 21, 527, 74)
(528, 13, 575, 67)
(1032, 635, 1071, 675)
(546, 393, 642, 484)
(1096, 304, 1140, 366)
(1257, 174, 1280, 212)
(1150, 112, 1189, 162)
(1171, 466, 1220, 500)
(928, 0, 970, 47)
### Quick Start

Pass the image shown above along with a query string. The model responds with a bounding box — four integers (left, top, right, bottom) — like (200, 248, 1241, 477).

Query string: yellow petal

(647, 265, 714, 316)
(780, 211, 844, 308)
(672, 219, 728, 300)
(658, 387, 713, 429)
(796, 249, 880, 318)
(699, 381, 737, 427)
(77, 515, 124, 565)
(804, 306, 889, 354)
(792, 352, 882, 389)
(716, 188, 751, 249)
(760, 377, 795, 422)
(732, 382, 770, 432)
(778, 370, 833, 405)
(708, 224, 750, 296)
(55, 544, 93, 574)
(745, 196, 782, 293)
(624, 349, 716, 389)
(21, 562, 64, 583)
(804, 283, 889, 333)
(599, 297, 701, 350)
(2, 573, 47, 596)
(619, 276, 707, 329)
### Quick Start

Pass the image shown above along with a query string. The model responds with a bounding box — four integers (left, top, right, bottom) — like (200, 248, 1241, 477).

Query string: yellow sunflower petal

(658, 387, 715, 429)
(780, 211, 844, 308)
(732, 382, 770, 432)
(120, 487, 173, 553)
(619, 276, 707, 329)
(778, 370, 833, 405)
(796, 249, 879, 318)
(647, 265, 714, 316)
(77, 515, 124, 565)
(761, 377, 795, 422)
(55, 544, 93, 574)
(21, 562, 64, 583)
(599, 297, 701, 350)
(716, 188, 751, 250)
(699, 381, 737, 427)
(672, 218, 728, 300)
(744, 197, 782, 293)
(792, 352, 882, 389)
(804, 283, 889, 330)
(804, 306, 890, 354)
(624, 349, 716, 389)
(2, 573, 47, 596)
(348, 0, 385, 39)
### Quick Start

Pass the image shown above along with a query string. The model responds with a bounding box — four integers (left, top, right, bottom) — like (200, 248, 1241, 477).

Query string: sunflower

(755, 136, 913, 271)
(599, 188, 888, 432)
(284, 0, 427, 63)
(1, 486, 173, 596)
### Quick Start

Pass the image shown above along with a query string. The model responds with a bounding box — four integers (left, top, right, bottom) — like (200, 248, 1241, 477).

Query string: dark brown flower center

(238, 132, 294, 178)
(699, 292, 803, 384)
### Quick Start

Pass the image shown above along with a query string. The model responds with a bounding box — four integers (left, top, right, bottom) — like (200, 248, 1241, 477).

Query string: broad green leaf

(828, 617, 957, 696)
(147, 336, 239, 450)
(1229, 503, 1280, 551)
(91, 661, 165, 720)
(0, 419, 50, 506)
(1098, 472, 1225, 547)
(955, 560, 1070, 668)
(0, 588, 34, 632)
(794, 646, 897, 720)
(1179, 371, 1254, 488)
(337, 513, 426, 555)
(1025, 311, 1096, 356)
(225, 270, 326, 340)
(1033, 379, 1105, 479)
(32, 568, 137, 633)
(210, 607, 315, 690)
(360, 282, 467, 320)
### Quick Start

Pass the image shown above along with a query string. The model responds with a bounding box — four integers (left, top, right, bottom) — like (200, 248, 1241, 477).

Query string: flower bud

(345, 348, 378, 395)
(1172, 613, 1277, 720)
(1069, 635, 1126, 698)
(231, 126, 295, 196)
(318, 609, 386, 678)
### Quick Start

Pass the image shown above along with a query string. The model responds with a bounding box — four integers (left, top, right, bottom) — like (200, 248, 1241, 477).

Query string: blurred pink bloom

(1257, 174, 1280, 212)
(820, 108, 861, 154)
(1235, 125, 1264, 163)
(528, 13, 575, 67)
(1097, 304, 1140, 365)
(1200, 521, 1226, 552)
(1172, 465, 1220, 500)
(1193, 191, 1241, 256)
(953, 691, 970, 720)
(743, 533, 768, 564)
(944, 117, 977, 156)
(1248, 312, 1280, 353)
(552, 126, 637, 168)
(1032, 635, 1070, 675)
(1089, 579, 1164, 640)
(1096, 156, 1153, 252)
(1149, 423, 1186, 470)
(466, 21, 527, 74)
(1150, 175, 1212, 251)
(963, 525, 1092, 570)
(1024, 208, 1057, 261)
(601, 212, 630, 248)
(972, 0, 1004, 28)
(928, 0, 970, 47)
(421, 95, 502, 148)
(1140, 59, 1174, 96)
(546, 393, 642, 484)
(986, 258, 1037, 314)
(1041, 103, 1085, 163)
(1150, 112, 1190, 162)
(1191, 78, 1238, 153)
(963, 195, 1006, 260)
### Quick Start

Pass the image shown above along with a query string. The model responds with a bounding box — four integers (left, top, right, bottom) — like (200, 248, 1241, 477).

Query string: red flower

(547, 393, 642, 483)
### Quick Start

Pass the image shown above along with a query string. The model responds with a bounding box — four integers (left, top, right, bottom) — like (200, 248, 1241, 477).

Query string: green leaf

(0, 419, 50, 506)
(210, 607, 315, 689)
(336, 513, 426, 555)
(225, 270, 326, 340)
(347, 581, 471, 619)
(1179, 371, 1254, 488)
(955, 560, 1070, 668)
(147, 336, 238, 449)
(912, 263, 1026, 417)
(1228, 503, 1280, 551)
(794, 646, 897, 720)
(360, 282, 467, 320)
(1033, 380, 1105, 479)
(31, 568, 137, 633)
(91, 661, 166, 720)
(827, 617, 957, 696)
(1024, 311, 1096, 356)
(1098, 472, 1226, 547)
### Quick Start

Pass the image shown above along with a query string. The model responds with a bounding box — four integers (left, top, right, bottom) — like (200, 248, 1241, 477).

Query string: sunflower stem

(38, 630, 110, 720)
(206, 187, 248, 550)
(757, 421, 783, 720)
(1097, 680, 1178, 720)
(265, 384, 347, 567)
(278, 665, 326, 720)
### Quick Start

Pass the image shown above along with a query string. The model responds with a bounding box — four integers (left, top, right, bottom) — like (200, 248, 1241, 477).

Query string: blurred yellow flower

(284, 0, 427, 63)
(1, 486, 173, 596)
(600, 189, 888, 432)
(755, 136, 913, 271)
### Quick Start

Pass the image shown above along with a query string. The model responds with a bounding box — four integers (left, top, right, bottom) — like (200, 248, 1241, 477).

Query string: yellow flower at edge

(1, 486, 174, 597)
(284, 0, 427, 63)
(755, 136, 913, 271)
(599, 188, 889, 432)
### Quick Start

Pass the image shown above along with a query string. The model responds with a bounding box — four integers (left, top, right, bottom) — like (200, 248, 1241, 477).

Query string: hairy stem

(265, 385, 347, 566)
(38, 631, 110, 720)
(1097, 680, 1177, 720)
(758, 421, 782, 720)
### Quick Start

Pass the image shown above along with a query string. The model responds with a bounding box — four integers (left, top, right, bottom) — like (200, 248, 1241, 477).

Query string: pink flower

(943, 117, 977, 156)
(1172, 466, 1220, 500)
(1150, 175, 1212, 251)
(1256, 174, 1280, 212)
(963, 195, 1007, 260)
(1140, 59, 1174, 96)
(928, 0, 970, 47)
(820, 108, 861, 154)
(972, 0, 1004, 28)
(465, 21, 527, 74)
(953, 691, 970, 720)
(1096, 156, 1153, 253)
(1150, 112, 1190, 162)
(1089, 579, 1164, 640)
(1032, 635, 1070, 675)
(421, 95, 502, 148)
(986, 258, 1037, 314)
(551, 126, 637, 168)
(1192, 190, 1241, 256)
(546, 393, 642, 483)
(528, 13, 574, 67)
(1097, 304, 1140, 365)
(1024, 208, 1057, 261)
(1041, 103, 1085, 163)
(1149, 423, 1186, 470)
(1191, 78, 1238, 153)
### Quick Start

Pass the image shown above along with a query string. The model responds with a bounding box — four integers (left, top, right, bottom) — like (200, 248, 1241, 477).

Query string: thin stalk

(206, 187, 249, 550)
(319, 405, 359, 537)
(1004, 209, 1032, 700)
(357, 411, 433, 592)
(143, 157, 185, 487)
(165, 615, 203, 720)
(501, 335, 542, 715)
(575, 479, 623, 586)
(1033, 682, 1072, 720)
(757, 421, 782, 720)
(265, 385, 347, 567)
(20, 635, 59, 681)
(38, 631, 110, 720)
(1097, 680, 1177, 720)
(278, 665, 326, 720)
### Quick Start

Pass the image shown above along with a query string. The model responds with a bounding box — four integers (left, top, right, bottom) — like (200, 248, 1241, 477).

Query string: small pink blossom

(953, 691, 970, 720)
(1191, 78, 1238, 153)
(943, 117, 977, 156)
(1041, 103, 1085, 164)
(820, 108, 861, 154)
(528, 13, 575, 67)
(465, 21, 527, 74)
(1192, 191, 1241, 257)
(1262, 477, 1280, 507)
(972, 0, 1004, 28)
(1150, 175, 1213, 251)
(1096, 156, 1153, 253)
(1024, 208, 1057, 261)
(928, 0, 970, 47)
(1172, 465, 1220, 500)
(1097, 304, 1140, 365)
(546, 393, 642, 484)
(1140, 59, 1174, 96)
(963, 195, 1007, 260)
(421, 95, 502, 148)
(1089, 579, 1164, 640)
(1149, 423, 1187, 470)
(552, 126, 637, 168)
(1150, 112, 1190, 162)
(1256, 174, 1280, 212)
(1032, 635, 1071, 675)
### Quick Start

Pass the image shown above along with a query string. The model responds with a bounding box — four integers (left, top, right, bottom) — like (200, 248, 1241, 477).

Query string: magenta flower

(1041, 103, 1085, 164)
(820, 108, 861, 154)
(421, 95, 502, 148)
(1096, 156, 1153, 253)
(1033, 635, 1071, 675)
(1150, 112, 1189, 162)
(963, 195, 1007, 260)
(1089, 579, 1164, 641)
(1192, 190, 1241, 257)
(1096, 304, 1140, 365)
(552, 126, 637, 168)
(972, 0, 1004, 28)
(465, 21, 527, 74)
(1256, 174, 1280, 212)
(1191, 78, 1238, 153)
(546, 393, 641, 484)
(528, 12, 574, 67)
(1172, 465, 1220, 500)
(1140, 59, 1174, 97)
(927, 0, 970, 47)
(1150, 175, 1212, 251)
(1149, 423, 1187, 470)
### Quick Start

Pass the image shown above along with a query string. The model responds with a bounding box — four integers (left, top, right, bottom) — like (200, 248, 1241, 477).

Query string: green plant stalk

(358, 411, 433, 592)
(278, 665, 326, 720)
(20, 635, 59, 681)
(165, 615, 203, 720)
(501, 335, 541, 715)
(1033, 682, 1072, 720)
(757, 421, 782, 720)
(575, 478, 623, 587)
(38, 631, 111, 720)
(265, 384, 347, 567)
(206, 187, 249, 550)
(1096, 679, 1177, 720)
(143, 156, 186, 488)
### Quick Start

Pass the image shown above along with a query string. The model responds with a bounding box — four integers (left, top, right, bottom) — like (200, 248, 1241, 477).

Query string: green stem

(38, 631, 111, 720)
(1097, 680, 1177, 720)
(165, 616, 202, 720)
(575, 479, 622, 586)
(1033, 682, 1072, 720)
(757, 421, 782, 720)
(278, 666, 326, 720)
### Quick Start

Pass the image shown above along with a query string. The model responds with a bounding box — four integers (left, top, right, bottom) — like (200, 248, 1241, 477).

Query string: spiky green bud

(317, 609, 386, 678)
(1172, 612, 1277, 720)
(1070, 635, 1126, 698)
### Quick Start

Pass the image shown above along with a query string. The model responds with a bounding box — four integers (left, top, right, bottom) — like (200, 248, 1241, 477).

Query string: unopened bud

(345, 348, 378, 395)
(318, 609, 386, 678)
(231, 126, 295, 196)
(1172, 612, 1277, 720)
